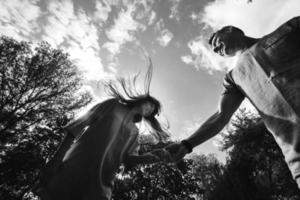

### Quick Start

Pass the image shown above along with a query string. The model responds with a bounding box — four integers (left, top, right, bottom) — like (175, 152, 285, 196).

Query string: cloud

(104, 4, 145, 55)
(168, 0, 181, 21)
(190, 12, 200, 22)
(157, 29, 173, 47)
(103, 42, 121, 55)
(0, 0, 113, 81)
(212, 134, 224, 148)
(148, 10, 157, 25)
(184, 36, 236, 72)
(180, 118, 202, 139)
(67, 41, 105, 81)
(133, 0, 157, 26)
(41, 0, 108, 81)
(0, 0, 41, 41)
(181, 55, 193, 65)
(94, 0, 112, 24)
(154, 19, 165, 33)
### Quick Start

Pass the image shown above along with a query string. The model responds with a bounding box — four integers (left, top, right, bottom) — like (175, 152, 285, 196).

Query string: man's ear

(208, 33, 216, 46)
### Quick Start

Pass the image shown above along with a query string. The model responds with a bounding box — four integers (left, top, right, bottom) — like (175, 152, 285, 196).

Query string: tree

(112, 141, 223, 200)
(0, 36, 92, 199)
(209, 109, 300, 200)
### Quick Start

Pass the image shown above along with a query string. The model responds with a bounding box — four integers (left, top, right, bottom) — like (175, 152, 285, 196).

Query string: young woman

(34, 62, 171, 200)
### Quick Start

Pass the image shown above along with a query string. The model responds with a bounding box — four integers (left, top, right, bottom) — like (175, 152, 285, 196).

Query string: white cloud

(181, 55, 193, 65)
(67, 42, 105, 81)
(190, 12, 199, 21)
(0, 0, 115, 81)
(185, 36, 236, 72)
(154, 19, 165, 33)
(157, 29, 173, 47)
(104, 4, 145, 55)
(41, 0, 108, 81)
(0, 0, 41, 41)
(133, 0, 156, 26)
(148, 10, 157, 25)
(94, 0, 112, 24)
(103, 42, 121, 55)
(168, 0, 181, 21)
(212, 135, 223, 148)
(180, 118, 202, 140)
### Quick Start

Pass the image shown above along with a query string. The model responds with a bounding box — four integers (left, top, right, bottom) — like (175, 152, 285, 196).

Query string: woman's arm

(38, 130, 75, 185)
(125, 149, 172, 165)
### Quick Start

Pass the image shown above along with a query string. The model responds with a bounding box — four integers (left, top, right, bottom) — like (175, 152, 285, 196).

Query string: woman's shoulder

(108, 99, 131, 119)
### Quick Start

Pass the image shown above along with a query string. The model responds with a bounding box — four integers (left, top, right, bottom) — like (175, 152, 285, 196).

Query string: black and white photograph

(1, 0, 300, 199)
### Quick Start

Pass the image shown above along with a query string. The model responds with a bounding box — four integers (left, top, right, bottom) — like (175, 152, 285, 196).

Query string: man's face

(210, 27, 244, 57)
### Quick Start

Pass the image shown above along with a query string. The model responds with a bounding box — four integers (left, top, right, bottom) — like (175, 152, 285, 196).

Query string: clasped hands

(150, 142, 190, 163)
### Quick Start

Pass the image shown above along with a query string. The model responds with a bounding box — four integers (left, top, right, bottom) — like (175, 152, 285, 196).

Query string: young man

(167, 16, 300, 188)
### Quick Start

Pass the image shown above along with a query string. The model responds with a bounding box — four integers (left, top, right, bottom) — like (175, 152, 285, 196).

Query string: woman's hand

(150, 149, 173, 162)
(165, 142, 189, 163)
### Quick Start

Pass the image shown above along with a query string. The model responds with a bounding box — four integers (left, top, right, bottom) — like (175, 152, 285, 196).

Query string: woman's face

(141, 102, 156, 117)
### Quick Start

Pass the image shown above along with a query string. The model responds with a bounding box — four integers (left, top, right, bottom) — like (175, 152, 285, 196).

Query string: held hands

(151, 140, 192, 163)
(165, 142, 190, 163)
(150, 149, 173, 162)
(130, 140, 193, 165)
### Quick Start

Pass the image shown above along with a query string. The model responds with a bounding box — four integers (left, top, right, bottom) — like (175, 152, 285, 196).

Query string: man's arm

(167, 92, 244, 161)
(186, 92, 244, 147)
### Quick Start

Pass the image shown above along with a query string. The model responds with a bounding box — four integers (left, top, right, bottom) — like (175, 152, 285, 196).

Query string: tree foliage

(0, 36, 92, 199)
(112, 142, 223, 200)
(209, 110, 300, 200)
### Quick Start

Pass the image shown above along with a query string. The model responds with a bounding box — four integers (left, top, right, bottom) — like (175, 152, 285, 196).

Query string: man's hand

(150, 149, 173, 162)
(165, 142, 189, 163)
(124, 149, 172, 166)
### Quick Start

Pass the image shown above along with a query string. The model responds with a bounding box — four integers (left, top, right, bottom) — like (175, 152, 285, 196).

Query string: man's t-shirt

(222, 71, 244, 99)
(222, 16, 300, 180)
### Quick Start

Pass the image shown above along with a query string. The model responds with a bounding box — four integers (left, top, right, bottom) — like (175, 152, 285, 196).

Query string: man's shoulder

(258, 17, 300, 48)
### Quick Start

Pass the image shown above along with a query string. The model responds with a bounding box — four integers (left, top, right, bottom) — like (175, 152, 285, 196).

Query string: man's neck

(244, 36, 259, 49)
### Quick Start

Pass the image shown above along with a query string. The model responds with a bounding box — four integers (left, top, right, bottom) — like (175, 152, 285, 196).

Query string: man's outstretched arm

(167, 92, 244, 161)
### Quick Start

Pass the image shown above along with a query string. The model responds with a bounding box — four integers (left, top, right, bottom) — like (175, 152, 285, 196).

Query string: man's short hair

(208, 26, 245, 46)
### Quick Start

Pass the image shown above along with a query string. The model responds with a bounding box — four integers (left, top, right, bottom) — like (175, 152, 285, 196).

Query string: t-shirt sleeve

(222, 71, 244, 98)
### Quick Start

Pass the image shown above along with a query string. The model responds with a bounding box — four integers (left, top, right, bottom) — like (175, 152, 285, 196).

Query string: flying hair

(104, 57, 169, 142)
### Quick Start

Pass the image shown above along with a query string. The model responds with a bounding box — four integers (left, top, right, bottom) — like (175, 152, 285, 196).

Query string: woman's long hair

(105, 59, 169, 142)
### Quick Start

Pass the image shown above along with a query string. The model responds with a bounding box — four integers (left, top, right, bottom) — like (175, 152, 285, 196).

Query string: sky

(1, 0, 300, 162)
